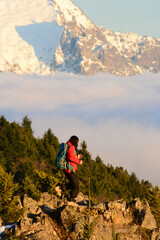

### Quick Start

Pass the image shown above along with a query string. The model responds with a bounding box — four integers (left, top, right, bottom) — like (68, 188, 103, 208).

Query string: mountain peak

(53, 0, 95, 29)
(0, 0, 160, 76)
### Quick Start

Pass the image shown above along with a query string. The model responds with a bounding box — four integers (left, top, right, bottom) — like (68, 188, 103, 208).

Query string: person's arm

(67, 146, 81, 164)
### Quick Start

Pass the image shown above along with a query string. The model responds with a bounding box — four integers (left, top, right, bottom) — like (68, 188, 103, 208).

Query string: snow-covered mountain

(1, 0, 160, 76)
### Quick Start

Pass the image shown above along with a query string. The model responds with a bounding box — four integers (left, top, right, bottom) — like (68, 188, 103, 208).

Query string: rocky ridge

(0, 192, 159, 240)
(52, 0, 160, 76)
(1, 0, 160, 76)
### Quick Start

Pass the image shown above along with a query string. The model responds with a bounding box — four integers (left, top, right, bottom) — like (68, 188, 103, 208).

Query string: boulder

(151, 228, 160, 240)
(55, 186, 62, 197)
(131, 198, 157, 230)
(104, 199, 133, 225)
(93, 202, 106, 211)
(75, 192, 88, 202)
(22, 194, 41, 217)
(107, 199, 127, 212)
(104, 209, 126, 225)
(38, 192, 58, 209)
(19, 209, 60, 240)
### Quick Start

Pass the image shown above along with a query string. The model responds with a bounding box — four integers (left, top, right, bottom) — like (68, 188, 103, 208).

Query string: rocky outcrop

(0, 192, 159, 239)
(50, 1, 160, 76)
(130, 198, 157, 230)
(151, 229, 160, 240)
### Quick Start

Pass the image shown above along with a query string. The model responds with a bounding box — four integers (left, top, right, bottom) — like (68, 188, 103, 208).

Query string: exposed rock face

(0, 192, 159, 239)
(50, 1, 160, 76)
(151, 228, 160, 240)
(130, 198, 157, 230)
(53, 22, 160, 76)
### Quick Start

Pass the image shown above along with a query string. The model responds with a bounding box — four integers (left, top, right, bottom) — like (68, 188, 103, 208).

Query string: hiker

(64, 135, 83, 201)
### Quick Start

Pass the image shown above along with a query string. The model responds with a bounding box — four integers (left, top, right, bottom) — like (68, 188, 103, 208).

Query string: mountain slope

(0, 0, 64, 74)
(0, 0, 160, 76)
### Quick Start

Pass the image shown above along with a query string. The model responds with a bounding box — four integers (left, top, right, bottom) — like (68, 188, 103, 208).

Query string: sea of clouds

(0, 72, 160, 186)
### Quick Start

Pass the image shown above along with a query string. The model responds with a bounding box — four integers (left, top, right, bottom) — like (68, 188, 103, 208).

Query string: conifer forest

(0, 116, 160, 226)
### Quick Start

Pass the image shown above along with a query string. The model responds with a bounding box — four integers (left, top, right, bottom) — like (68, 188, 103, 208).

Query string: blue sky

(72, 0, 160, 38)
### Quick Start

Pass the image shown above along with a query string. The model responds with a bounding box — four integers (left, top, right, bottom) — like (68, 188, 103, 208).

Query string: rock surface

(130, 198, 157, 230)
(0, 192, 159, 239)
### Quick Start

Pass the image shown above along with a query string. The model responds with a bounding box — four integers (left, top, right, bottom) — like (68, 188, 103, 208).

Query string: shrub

(22, 176, 41, 201)
(0, 165, 24, 222)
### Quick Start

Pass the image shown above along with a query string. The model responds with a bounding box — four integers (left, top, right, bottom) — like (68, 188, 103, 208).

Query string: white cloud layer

(0, 72, 160, 186)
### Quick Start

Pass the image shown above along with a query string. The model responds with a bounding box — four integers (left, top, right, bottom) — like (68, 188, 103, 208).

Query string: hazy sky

(1, 72, 160, 187)
(72, 0, 160, 38)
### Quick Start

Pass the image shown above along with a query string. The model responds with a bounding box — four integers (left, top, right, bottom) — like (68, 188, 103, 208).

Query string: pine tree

(78, 141, 92, 194)
(38, 128, 59, 165)
(0, 165, 24, 222)
(22, 115, 33, 133)
(128, 172, 143, 199)
(145, 185, 160, 227)
(79, 141, 92, 165)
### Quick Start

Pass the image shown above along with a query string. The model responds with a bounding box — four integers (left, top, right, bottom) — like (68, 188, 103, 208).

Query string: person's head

(69, 135, 79, 148)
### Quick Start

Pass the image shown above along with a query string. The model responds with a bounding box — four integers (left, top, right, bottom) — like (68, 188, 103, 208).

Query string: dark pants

(64, 171, 79, 199)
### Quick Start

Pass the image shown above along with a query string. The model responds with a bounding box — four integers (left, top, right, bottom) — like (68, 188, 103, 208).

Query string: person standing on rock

(64, 135, 83, 202)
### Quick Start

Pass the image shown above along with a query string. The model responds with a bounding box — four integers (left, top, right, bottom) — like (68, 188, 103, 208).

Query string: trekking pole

(88, 177, 91, 212)
(88, 176, 91, 237)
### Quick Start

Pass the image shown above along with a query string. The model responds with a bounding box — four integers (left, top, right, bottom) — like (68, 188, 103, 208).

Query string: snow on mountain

(0, 0, 160, 76)
(0, 0, 63, 74)
(53, 0, 94, 28)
